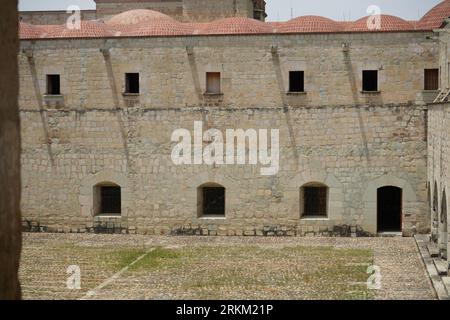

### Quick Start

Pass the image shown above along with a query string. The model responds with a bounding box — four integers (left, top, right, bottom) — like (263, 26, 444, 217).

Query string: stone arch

(188, 172, 239, 220)
(362, 174, 417, 235)
(440, 189, 448, 258)
(286, 170, 344, 221)
(79, 170, 131, 217)
(432, 181, 440, 242)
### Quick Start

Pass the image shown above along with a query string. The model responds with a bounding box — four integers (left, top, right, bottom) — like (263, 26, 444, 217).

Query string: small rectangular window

(125, 73, 140, 94)
(303, 186, 328, 217)
(206, 72, 221, 94)
(289, 71, 304, 92)
(46, 74, 61, 95)
(362, 70, 378, 92)
(424, 69, 439, 90)
(202, 187, 225, 216)
(100, 186, 121, 215)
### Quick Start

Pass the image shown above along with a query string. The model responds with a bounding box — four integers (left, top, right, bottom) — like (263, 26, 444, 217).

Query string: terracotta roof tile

(277, 16, 343, 33)
(418, 0, 450, 30)
(201, 17, 274, 35)
(347, 15, 414, 32)
(21, 5, 450, 40)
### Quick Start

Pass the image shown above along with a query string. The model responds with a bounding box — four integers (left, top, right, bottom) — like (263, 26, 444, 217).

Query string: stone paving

(19, 233, 436, 300)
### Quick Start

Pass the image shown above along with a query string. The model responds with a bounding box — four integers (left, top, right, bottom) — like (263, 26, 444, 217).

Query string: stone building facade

(19, 0, 266, 24)
(15, 0, 450, 262)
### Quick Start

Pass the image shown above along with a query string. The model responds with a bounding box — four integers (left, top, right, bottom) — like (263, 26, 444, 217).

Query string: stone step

(443, 277, 450, 296)
(433, 258, 449, 276)
(427, 243, 440, 258)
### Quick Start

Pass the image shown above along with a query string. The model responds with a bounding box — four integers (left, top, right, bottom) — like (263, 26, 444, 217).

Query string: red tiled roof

(202, 17, 274, 35)
(418, 0, 450, 29)
(19, 22, 44, 39)
(117, 20, 193, 37)
(20, 4, 450, 40)
(347, 14, 414, 32)
(277, 16, 343, 33)
(49, 21, 117, 38)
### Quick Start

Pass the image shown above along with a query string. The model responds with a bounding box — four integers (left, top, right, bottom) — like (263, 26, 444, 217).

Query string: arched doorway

(440, 190, 448, 259)
(377, 186, 402, 232)
(433, 181, 440, 242)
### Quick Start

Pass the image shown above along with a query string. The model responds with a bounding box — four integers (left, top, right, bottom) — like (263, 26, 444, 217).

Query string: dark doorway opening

(377, 186, 402, 232)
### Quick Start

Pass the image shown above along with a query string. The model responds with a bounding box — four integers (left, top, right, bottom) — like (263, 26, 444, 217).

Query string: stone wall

(428, 102, 450, 259)
(183, 0, 253, 22)
(18, 103, 428, 236)
(18, 32, 438, 110)
(17, 32, 434, 237)
(20, 10, 97, 25)
(95, 0, 183, 21)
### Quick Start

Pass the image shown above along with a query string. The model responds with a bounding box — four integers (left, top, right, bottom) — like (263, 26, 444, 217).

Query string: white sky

(18, 0, 443, 22)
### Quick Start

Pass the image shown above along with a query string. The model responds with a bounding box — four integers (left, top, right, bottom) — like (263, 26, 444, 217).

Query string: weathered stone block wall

(182, 0, 253, 22)
(95, 0, 184, 21)
(428, 102, 450, 259)
(18, 32, 433, 236)
(18, 32, 438, 111)
(19, 10, 97, 25)
(19, 103, 428, 236)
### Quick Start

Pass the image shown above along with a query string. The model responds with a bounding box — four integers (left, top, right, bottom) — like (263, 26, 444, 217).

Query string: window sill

(95, 214, 121, 218)
(203, 92, 223, 97)
(301, 216, 329, 221)
(43, 94, 64, 100)
(360, 91, 381, 95)
(198, 216, 226, 220)
(122, 93, 140, 97)
(286, 91, 307, 96)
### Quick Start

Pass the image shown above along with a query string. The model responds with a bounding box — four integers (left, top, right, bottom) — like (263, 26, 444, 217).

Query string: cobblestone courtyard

(20, 233, 436, 300)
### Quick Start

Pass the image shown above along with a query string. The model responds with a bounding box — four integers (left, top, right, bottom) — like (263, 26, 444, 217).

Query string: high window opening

(289, 71, 305, 92)
(94, 183, 121, 216)
(362, 70, 378, 92)
(424, 69, 439, 90)
(206, 72, 221, 94)
(46, 74, 61, 95)
(125, 73, 140, 94)
(377, 186, 402, 232)
(197, 183, 225, 217)
(301, 184, 328, 218)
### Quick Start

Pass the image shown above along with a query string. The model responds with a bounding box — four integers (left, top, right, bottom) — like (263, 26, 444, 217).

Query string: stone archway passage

(377, 186, 402, 232)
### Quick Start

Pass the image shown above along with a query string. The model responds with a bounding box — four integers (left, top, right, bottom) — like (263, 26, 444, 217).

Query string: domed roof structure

(201, 17, 273, 35)
(277, 15, 343, 33)
(418, 0, 450, 30)
(106, 9, 192, 37)
(106, 9, 173, 26)
(348, 14, 413, 32)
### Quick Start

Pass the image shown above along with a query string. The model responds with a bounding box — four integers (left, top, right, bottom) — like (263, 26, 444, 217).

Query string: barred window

(301, 185, 328, 217)
(424, 69, 439, 90)
(198, 183, 225, 217)
(94, 184, 121, 216)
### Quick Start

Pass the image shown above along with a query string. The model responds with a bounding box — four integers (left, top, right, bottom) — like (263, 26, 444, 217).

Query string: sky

(19, 0, 443, 22)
